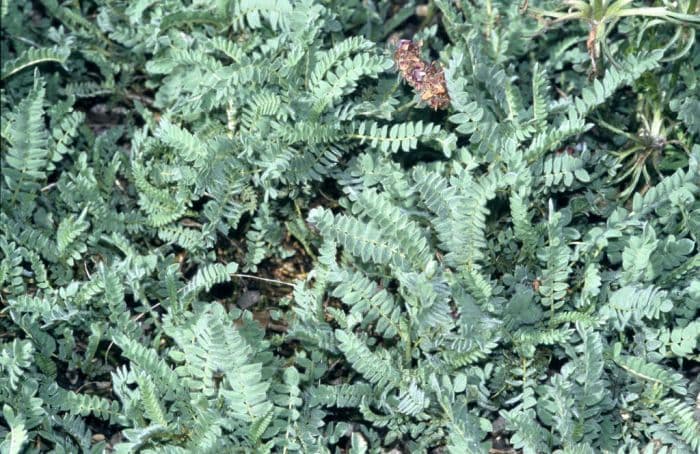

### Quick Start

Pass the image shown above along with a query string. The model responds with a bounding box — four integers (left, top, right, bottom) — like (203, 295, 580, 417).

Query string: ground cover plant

(1, 0, 699, 452)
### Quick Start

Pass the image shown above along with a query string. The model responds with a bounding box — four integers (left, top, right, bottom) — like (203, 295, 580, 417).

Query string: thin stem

(613, 145, 644, 161)
(394, 99, 418, 114)
(232, 273, 295, 287)
(594, 116, 639, 142)
(615, 7, 670, 19)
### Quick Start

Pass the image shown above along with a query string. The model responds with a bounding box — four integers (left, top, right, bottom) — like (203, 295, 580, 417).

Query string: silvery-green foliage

(1, 0, 699, 452)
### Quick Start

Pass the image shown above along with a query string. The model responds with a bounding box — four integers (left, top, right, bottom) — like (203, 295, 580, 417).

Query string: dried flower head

(394, 40, 422, 80)
(420, 62, 450, 110)
(393, 39, 450, 110)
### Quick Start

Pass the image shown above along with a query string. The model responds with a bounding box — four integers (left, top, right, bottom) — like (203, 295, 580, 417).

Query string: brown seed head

(393, 39, 450, 110)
